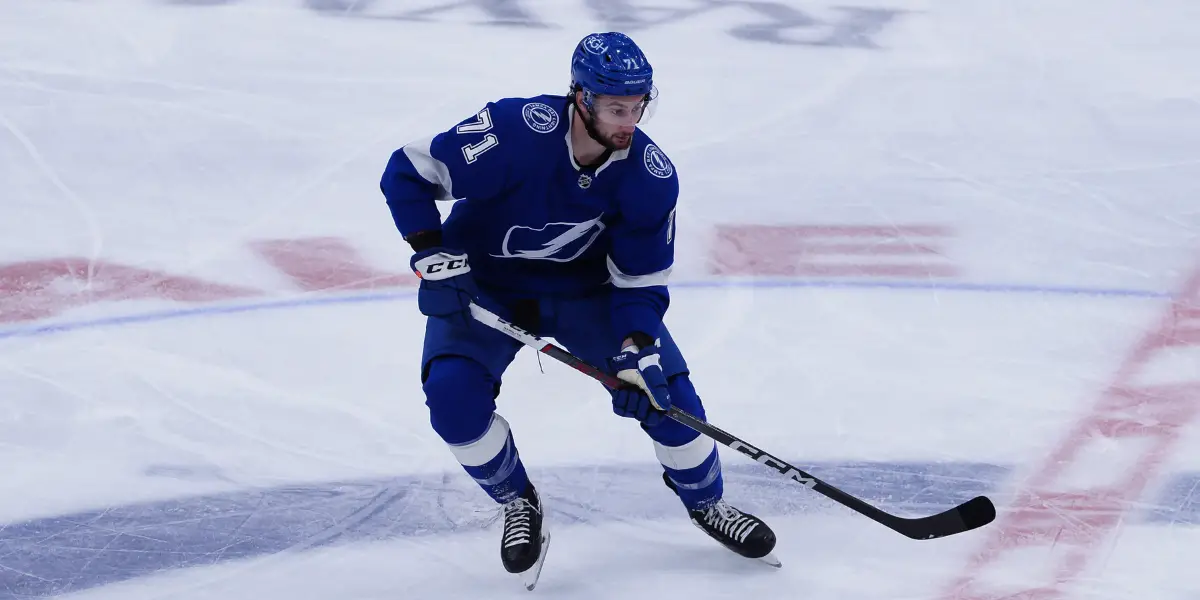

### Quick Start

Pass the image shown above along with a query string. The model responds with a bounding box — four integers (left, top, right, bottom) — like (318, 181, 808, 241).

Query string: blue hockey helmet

(570, 32, 658, 126)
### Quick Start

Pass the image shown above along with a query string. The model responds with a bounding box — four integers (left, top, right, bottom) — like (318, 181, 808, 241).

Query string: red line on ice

(0, 258, 258, 324)
(710, 223, 958, 278)
(250, 237, 416, 292)
(0, 237, 419, 325)
(940, 260, 1200, 600)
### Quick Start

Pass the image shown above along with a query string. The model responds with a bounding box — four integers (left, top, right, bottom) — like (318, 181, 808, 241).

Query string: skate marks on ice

(0, 460, 1197, 597)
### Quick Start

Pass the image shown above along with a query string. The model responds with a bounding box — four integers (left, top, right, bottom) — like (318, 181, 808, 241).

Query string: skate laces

(500, 495, 540, 548)
(474, 490, 540, 522)
(701, 500, 758, 543)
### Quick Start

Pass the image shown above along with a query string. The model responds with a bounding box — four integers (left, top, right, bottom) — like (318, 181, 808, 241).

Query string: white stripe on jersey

(403, 136, 455, 201)
(607, 255, 671, 288)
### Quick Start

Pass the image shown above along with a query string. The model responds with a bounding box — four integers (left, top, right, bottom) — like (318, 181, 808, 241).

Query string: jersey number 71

(456, 108, 499, 164)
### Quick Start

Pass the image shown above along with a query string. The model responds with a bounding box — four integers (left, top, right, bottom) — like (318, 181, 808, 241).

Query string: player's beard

(581, 111, 632, 151)
(606, 130, 633, 149)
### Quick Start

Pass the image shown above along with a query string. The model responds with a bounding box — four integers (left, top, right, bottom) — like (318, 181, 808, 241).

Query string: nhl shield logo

(578, 173, 592, 189)
(522, 102, 559, 134)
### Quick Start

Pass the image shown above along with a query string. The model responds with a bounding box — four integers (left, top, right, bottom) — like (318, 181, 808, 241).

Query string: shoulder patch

(521, 102, 560, 134)
(643, 144, 674, 179)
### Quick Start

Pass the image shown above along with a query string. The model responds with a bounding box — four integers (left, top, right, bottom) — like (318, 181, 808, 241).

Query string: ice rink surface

(1, 1, 1199, 598)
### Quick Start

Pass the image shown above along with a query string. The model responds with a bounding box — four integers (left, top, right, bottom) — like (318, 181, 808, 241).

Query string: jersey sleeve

(380, 102, 510, 240)
(607, 157, 679, 347)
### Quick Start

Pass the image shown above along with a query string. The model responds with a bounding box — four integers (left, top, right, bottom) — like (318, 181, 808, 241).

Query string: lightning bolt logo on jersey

(491, 215, 606, 262)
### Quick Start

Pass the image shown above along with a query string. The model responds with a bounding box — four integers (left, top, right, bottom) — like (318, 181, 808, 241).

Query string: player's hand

(607, 340, 672, 427)
(410, 247, 478, 323)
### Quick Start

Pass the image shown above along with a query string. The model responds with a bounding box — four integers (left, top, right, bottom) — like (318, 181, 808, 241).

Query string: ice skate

(500, 483, 551, 590)
(688, 499, 780, 567)
(665, 473, 780, 567)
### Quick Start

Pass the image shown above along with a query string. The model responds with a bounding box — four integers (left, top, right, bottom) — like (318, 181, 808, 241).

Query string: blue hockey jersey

(380, 94, 679, 345)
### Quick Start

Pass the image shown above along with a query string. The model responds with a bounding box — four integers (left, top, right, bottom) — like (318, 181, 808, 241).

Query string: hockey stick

(468, 302, 996, 540)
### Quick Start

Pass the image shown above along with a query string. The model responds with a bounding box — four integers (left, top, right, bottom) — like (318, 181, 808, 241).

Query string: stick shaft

(467, 302, 994, 539)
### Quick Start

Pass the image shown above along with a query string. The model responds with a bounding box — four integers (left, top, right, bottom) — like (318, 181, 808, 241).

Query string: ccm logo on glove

(414, 253, 471, 281)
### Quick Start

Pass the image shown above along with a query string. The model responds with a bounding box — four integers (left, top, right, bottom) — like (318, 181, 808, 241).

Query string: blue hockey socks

(646, 375, 724, 509)
(446, 413, 530, 503)
(656, 433, 724, 510)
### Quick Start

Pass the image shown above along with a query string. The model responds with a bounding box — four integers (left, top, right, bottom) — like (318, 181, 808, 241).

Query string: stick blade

(890, 495, 997, 540)
(958, 495, 998, 529)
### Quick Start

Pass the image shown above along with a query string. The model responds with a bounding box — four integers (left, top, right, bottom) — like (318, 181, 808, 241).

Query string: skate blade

(519, 530, 551, 591)
(757, 552, 782, 568)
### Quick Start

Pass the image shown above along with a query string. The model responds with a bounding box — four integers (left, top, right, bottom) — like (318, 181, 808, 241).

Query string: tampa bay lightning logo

(491, 214, 606, 262)
(644, 144, 674, 179)
(522, 102, 559, 133)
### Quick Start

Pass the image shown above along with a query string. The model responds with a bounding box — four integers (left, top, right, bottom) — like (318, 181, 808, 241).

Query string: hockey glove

(410, 247, 478, 323)
(607, 339, 672, 428)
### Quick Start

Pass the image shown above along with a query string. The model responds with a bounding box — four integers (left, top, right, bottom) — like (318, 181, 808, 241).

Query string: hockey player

(380, 31, 778, 587)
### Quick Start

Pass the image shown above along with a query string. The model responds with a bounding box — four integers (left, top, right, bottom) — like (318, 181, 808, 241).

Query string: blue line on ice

(0, 278, 1169, 341)
(0, 460, 1194, 597)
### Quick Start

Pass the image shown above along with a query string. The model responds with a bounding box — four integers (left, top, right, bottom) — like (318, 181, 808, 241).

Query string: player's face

(590, 112, 636, 149)
(585, 93, 657, 149)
